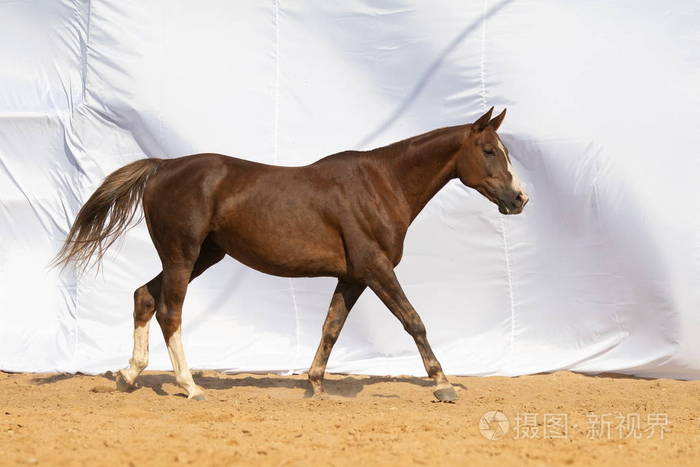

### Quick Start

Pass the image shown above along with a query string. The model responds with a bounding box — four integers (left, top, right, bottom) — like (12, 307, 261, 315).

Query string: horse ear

(472, 107, 494, 132)
(489, 108, 506, 131)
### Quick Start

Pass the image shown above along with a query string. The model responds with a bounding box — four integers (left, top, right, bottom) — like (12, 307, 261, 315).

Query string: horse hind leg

(156, 239, 225, 400)
(116, 238, 224, 395)
(116, 275, 162, 392)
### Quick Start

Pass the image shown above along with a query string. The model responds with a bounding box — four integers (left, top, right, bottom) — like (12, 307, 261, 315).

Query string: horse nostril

(515, 192, 528, 207)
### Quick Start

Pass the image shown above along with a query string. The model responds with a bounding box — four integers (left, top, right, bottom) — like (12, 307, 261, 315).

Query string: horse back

(143, 152, 409, 278)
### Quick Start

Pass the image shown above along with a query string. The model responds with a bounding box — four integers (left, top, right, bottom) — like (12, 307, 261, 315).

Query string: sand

(1, 369, 699, 466)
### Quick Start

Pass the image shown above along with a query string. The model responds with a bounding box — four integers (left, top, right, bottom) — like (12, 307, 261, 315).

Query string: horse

(54, 106, 528, 402)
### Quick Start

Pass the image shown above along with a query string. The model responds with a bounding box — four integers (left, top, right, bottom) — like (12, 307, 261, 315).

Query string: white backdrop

(1, 0, 699, 379)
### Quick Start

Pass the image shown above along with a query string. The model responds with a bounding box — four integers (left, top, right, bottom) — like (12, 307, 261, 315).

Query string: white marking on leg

(132, 324, 149, 370)
(119, 323, 149, 386)
(166, 327, 203, 399)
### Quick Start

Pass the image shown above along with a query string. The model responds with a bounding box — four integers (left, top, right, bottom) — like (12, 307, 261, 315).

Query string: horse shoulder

(337, 160, 411, 269)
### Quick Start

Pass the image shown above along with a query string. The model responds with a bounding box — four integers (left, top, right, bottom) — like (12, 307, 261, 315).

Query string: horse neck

(384, 126, 465, 220)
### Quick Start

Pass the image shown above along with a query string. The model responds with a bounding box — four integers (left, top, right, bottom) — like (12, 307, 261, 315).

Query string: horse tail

(52, 158, 163, 272)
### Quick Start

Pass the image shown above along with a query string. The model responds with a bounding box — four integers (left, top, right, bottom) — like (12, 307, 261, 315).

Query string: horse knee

(321, 331, 339, 348)
(155, 309, 167, 325)
(156, 309, 181, 339)
(404, 319, 426, 338)
(133, 286, 156, 323)
(134, 285, 155, 307)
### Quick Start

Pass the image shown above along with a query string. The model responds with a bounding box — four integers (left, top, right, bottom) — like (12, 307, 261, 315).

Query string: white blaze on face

(496, 138, 524, 193)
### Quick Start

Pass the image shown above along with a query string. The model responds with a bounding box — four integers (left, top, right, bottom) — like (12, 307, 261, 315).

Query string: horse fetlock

(310, 384, 328, 399)
(308, 375, 326, 396)
(129, 356, 148, 371)
(115, 369, 138, 392)
(185, 385, 206, 401)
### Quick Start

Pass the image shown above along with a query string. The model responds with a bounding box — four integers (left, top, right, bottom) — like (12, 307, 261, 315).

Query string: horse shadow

(196, 373, 467, 399)
(32, 371, 467, 399)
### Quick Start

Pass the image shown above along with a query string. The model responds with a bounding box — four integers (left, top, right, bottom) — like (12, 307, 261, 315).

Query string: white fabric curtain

(1, 0, 699, 378)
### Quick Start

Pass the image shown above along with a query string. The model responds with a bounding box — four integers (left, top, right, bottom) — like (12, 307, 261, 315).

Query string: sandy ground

(1, 370, 699, 466)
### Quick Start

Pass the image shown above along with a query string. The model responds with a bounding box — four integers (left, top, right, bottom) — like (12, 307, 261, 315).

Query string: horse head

(457, 107, 529, 215)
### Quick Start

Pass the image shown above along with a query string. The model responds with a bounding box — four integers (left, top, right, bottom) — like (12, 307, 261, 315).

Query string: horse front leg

(365, 256, 458, 402)
(308, 279, 366, 398)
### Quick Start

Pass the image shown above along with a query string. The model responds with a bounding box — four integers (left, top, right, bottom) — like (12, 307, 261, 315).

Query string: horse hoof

(433, 386, 458, 403)
(115, 372, 136, 393)
(189, 394, 206, 401)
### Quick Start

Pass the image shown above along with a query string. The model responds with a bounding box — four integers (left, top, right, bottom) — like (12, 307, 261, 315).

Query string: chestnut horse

(54, 107, 528, 402)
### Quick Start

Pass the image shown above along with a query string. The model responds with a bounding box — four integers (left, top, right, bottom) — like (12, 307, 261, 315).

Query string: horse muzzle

(498, 191, 529, 215)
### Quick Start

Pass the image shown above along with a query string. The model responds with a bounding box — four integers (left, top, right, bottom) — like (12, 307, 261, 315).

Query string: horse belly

(212, 215, 347, 278)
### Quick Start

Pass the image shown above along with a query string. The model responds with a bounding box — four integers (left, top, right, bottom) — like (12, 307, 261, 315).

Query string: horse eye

(483, 149, 495, 157)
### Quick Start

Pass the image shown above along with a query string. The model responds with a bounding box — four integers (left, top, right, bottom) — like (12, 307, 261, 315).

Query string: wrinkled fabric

(1, 0, 699, 378)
